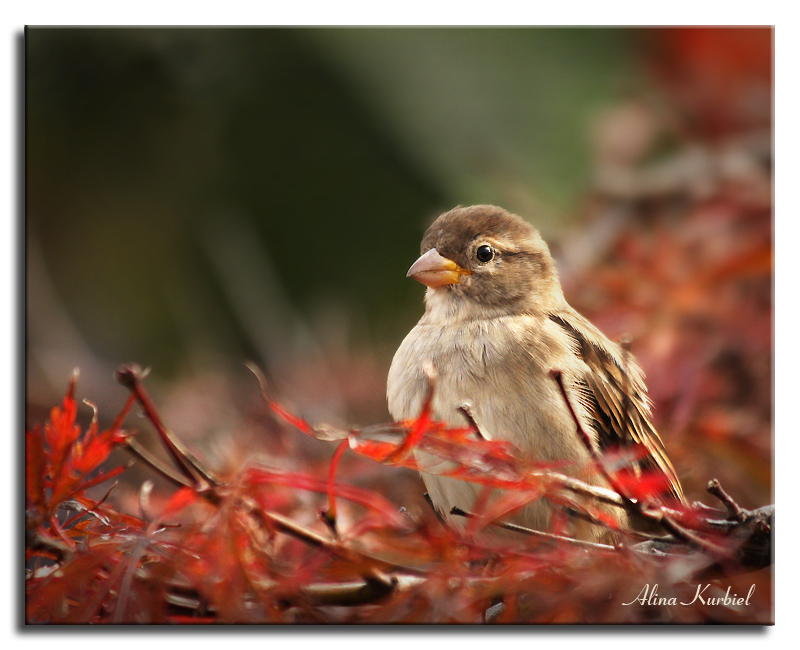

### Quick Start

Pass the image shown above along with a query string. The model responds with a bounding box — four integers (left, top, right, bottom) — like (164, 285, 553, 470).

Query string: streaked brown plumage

(387, 205, 684, 539)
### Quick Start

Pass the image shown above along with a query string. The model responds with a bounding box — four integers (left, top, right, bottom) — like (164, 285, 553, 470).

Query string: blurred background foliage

(26, 27, 772, 513)
(26, 28, 643, 410)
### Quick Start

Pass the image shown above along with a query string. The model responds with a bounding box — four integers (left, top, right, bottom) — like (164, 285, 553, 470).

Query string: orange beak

(406, 248, 471, 288)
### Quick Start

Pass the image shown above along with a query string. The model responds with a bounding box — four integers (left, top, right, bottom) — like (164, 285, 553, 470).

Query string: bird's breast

(387, 315, 585, 463)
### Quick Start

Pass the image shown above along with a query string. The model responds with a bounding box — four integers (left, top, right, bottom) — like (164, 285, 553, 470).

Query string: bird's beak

(406, 248, 471, 288)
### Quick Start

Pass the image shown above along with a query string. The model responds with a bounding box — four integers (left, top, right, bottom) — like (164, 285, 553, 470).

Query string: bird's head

(407, 205, 564, 317)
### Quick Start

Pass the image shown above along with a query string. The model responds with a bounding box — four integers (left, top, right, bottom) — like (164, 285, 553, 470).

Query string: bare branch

(707, 478, 746, 523)
(116, 364, 222, 491)
(123, 437, 194, 489)
(450, 506, 617, 552)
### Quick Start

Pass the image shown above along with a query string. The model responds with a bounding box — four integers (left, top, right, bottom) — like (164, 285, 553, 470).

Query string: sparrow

(387, 205, 684, 539)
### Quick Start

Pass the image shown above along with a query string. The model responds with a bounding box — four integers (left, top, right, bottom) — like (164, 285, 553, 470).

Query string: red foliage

(25, 368, 772, 624)
(25, 28, 773, 624)
(25, 371, 133, 551)
(644, 27, 772, 138)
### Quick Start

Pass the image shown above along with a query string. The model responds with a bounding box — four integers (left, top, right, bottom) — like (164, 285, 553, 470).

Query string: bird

(387, 205, 684, 540)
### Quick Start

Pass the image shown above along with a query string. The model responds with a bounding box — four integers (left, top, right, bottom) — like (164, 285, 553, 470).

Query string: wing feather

(549, 311, 685, 503)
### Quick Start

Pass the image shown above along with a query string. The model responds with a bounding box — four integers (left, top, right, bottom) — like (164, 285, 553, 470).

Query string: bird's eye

(475, 244, 494, 263)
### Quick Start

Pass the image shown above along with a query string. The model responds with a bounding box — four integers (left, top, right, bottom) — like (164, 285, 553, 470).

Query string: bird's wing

(549, 310, 685, 504)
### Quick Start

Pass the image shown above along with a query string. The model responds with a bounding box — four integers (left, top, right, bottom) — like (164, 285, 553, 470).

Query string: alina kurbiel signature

(623, 584, 756, 607)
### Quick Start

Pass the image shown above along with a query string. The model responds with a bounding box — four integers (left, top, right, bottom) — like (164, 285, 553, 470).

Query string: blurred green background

(26, 27, 642, 419)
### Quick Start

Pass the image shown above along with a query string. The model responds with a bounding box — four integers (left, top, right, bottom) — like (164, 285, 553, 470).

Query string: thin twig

(450, 506, 617, 552)
(123, 437, 194, 489)
(542, 471, 625, 509)
(301, 575, 417, 606)
(244, 500, 423, 579)
(116, 364, 221, 490)
(423, 492, 448, 526)
(457, 402, 486, 440)
(549, 369, 634, 506)
(554, 503, 653, 541)
(707, 478, 746, 523)
(640, 505, 735, 557)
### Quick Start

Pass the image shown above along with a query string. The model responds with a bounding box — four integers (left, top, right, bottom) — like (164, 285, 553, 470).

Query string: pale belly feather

(387, 314, 599, 534)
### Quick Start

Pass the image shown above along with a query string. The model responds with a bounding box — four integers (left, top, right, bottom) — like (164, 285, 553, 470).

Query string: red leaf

(25, 426, 47, 514)
(613, 469, 672, 503)
(152, 486, 201, 525)
(245, 466, 407, 527)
